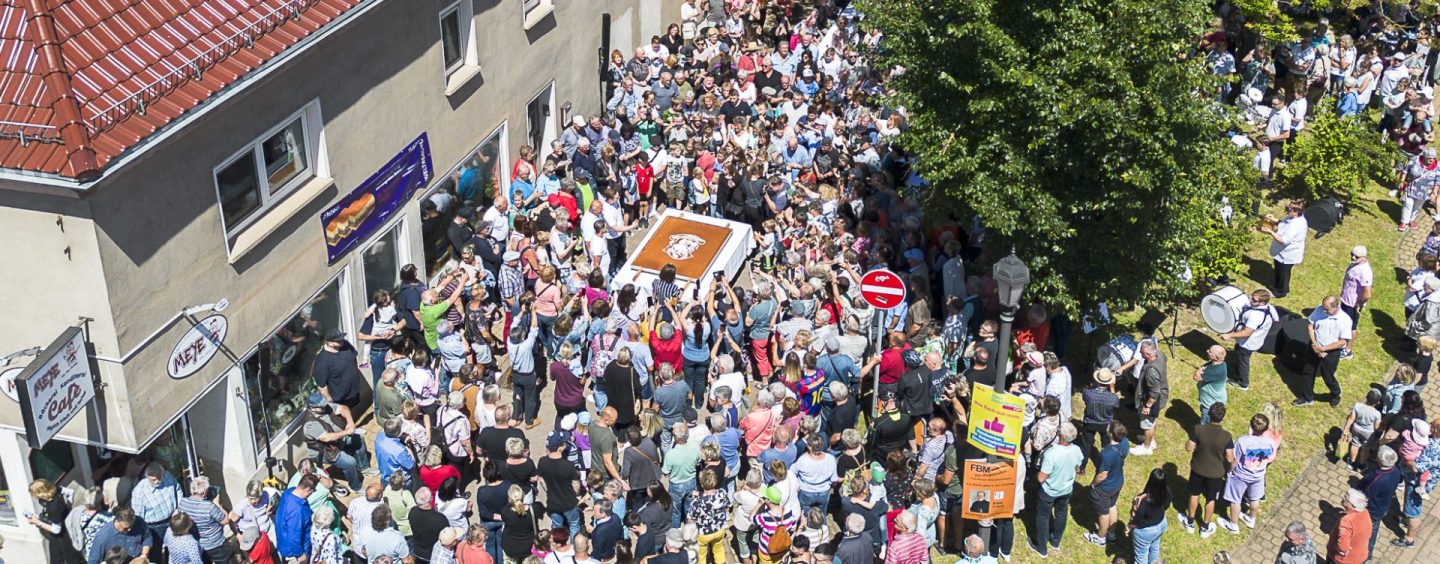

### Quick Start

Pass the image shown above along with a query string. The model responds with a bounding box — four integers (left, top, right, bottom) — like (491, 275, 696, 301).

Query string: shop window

(420, 124, 507, 275)
(243, 274, 346, 452)
(0, 456, 13, 527)
(215, 102, 326, 250)
(363, 223, 403, 299)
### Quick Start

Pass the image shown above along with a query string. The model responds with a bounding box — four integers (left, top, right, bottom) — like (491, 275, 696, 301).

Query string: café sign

(168, 314, 228, 379)
(16, 327, 95, 448)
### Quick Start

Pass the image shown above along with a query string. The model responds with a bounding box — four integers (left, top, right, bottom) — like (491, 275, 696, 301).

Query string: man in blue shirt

(1084, 422, 1129, 547)
(588, 498, 624, 561)
(374, 416, 416, 482)
(510, 166, 537, 210)
(1359, 446, 1403, 556)
(275, 474, 317, 560)
(705, 413, 742, 481)
(88, 508, 151, 564)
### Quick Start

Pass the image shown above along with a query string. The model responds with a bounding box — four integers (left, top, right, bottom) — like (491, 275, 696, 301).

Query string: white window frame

(440, 1, 480, 94)
(360, 217, 410, 296)
(421, 121, 509, 278)
(522, 0, 555, 30)
(213, 101, 326, 248)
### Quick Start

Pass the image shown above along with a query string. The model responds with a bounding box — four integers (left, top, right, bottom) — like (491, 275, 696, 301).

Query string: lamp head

(992, 253, 1030, 309)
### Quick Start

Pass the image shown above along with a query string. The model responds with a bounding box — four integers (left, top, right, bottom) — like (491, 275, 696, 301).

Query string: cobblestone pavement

(1230, 212, 1438, 563)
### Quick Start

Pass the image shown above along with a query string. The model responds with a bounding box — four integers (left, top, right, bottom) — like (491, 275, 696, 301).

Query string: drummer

(1218, 288, 1278, 391)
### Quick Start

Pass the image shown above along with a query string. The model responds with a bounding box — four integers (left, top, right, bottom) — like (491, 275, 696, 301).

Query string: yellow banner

(966, 384, 1025, 459)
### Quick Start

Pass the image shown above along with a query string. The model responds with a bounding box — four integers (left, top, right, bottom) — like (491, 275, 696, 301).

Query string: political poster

(961, 458, 1018, 520)
(966, 384, 1025, 459)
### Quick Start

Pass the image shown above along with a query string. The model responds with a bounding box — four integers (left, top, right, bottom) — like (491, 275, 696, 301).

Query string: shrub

(1277, 111, 1398, 204)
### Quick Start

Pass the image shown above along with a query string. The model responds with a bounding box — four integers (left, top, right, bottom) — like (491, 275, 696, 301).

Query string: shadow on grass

(1244, 255, 1275, 290)
(1177, 329, 1217, 360)
(1369, 309, 1413, 362)
(1272, 356, 1311, 402)
(1377, 198, 1403, 225)
(1394, 266, 1412, 285)
(1165, 399, 1201, 433)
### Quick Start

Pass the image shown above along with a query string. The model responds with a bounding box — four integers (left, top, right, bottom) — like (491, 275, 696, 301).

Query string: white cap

(1352, 245, 1367, 258)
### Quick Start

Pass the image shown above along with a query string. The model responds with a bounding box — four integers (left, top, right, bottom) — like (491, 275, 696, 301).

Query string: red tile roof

(0, 0, 361, 179)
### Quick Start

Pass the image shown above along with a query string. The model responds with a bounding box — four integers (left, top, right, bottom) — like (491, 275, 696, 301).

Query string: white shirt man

(1264, 104, 1293, 141)
(483, 201, 510, 249)
(1220, 290, 1277, 390)
(1298, 297, 1353, 407)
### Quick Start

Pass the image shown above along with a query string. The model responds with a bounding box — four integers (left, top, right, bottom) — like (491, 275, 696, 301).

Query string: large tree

(861, 0, 1257, 314)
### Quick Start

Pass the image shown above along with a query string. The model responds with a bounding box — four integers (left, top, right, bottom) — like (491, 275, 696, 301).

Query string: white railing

(85, 0, 322, 134)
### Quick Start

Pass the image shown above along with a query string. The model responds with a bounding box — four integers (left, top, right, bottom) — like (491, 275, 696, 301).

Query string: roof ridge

(24, 0, 96, 179)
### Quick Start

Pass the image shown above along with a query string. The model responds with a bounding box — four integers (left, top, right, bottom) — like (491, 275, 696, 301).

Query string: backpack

(768, 521, 793, 557)
(590, 332, 620, 379)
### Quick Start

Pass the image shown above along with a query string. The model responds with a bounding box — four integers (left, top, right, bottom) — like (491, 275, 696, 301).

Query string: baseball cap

(763, 486, 783, 504)
(573, 116, 586, 127)
(306, 393, 327, 408)
(903, 248, 924, 262)
(1026, 351, 1045, 368)
(547, 434, 567, 452)
(578, 411, 593, 426)
(560, 413, 579, 431)
(440, 527, 463, 546)
(503, 251, 522, 262)
(1352, 245, 1368, 258)
(239, 526, 260, 550)
(324, 330, 346, 342)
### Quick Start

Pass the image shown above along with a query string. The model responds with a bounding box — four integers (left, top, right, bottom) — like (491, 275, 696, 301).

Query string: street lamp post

(992, 253, 1030, 390)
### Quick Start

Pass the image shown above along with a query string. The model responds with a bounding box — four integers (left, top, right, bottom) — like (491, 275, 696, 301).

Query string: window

(523, 0, 555, 29)
(421, 124, 507, 275)
(440, 7, 464, 73)
(363, 223, 404, 299)
(0, 456, 13, 527)
(242, 273, 346, 452)
(214, 103, 324, 246)
(526, 83, 556, 155)
(439, 1, 479, 91)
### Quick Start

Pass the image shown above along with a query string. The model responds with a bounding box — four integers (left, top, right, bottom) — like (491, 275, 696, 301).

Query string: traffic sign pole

(860, 269, 906, 417)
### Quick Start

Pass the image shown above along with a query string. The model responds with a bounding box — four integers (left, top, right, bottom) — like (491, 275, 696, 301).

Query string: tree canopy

(860, 0, 1258, 314)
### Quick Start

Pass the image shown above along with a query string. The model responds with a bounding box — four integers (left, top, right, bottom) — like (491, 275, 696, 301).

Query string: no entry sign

(860, 269, 907, 310)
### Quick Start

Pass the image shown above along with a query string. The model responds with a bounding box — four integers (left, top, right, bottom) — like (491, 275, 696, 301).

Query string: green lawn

(988, 184, 1409, 562)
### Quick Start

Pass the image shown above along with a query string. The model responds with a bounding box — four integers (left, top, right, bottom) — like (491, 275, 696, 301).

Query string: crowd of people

(28, 2, 1440, 564)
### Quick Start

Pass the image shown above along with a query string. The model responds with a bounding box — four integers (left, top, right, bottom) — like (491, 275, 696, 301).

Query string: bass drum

(1201, 285, 1249, 334)
(1096, 334, 1138, 372)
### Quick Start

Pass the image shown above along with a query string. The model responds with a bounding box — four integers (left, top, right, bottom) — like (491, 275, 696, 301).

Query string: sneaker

(1393, 538, 1416, 548)
(1402, 223, 1411, 232)
(1340, 349, 1355, 360)
(1179, 514, 1196, 534)
(1228, 380, 1251, 391)
(1240, 513, 1256, 529)
(1131, 444, 1153, 456)
(1200, 523, 1217, 538)
(1027, 540, 1048, 559)
(1218, 517, 1240, 534)
(362, 468, 380, 477)
(1329, 396, 1343, 408)
(1292, 399, 1315, 407)
(997, 552, 1011, 562)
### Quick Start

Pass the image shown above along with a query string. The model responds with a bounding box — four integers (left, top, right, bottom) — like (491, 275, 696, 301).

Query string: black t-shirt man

(897, 368, 934, 418)
(478, 426, 528, 462)
(313, 342, 361, 407)
(537, 455, 581, 512)
(871, 410, 914, 458)
(825, 398, 859, 445)
(409, 507, 450, 561)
